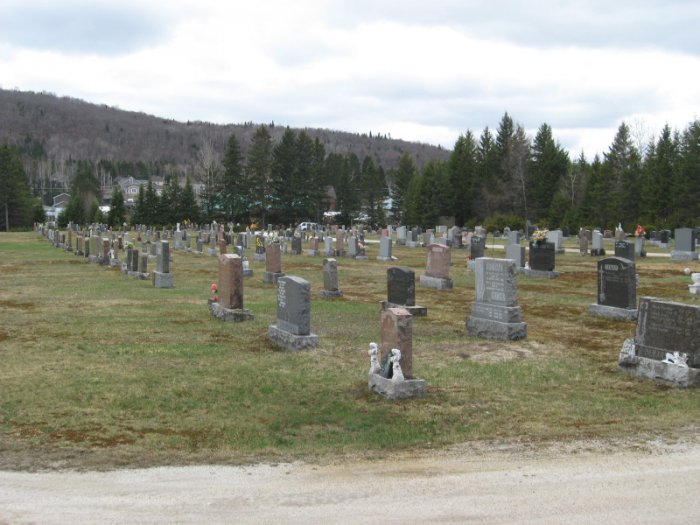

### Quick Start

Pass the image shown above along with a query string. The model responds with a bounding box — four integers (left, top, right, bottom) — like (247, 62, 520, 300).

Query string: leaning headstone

(263, 241, 285, 284)
(377, 236, 393, 261)
(209, 254, 254, 322)
(618, 297, 700, 387)
(589, 257, 637, 320)
(319, 258, 343, 298)
(466, 257, 527, 340)
(420, 244, 453, 289)
(367, 308, 427, 400)
(670, 228, 698, 260)
(153, 241, 173, 288)
(268, 276, 319, 350)
(383, 267, 427, 316)
(523, 241, 560, 279)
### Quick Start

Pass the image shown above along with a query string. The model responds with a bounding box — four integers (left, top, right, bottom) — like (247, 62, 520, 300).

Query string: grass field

(1, 231, 698, 470)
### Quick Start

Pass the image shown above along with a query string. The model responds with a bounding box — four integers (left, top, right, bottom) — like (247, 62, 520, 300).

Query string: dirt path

(2, 440, 699, 524)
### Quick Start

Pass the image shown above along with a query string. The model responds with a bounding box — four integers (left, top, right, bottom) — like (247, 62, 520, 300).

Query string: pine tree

(674, 120, 700, 225)
(246, 125, 273, 226)
(389, 152, 416, 224)
(143, 179, 159, 225)
(0, 144, 35, 230)
(179, 176, 200, 224)
(604, 122, 641, 228)
(221, 134, 245, 222)
(448, 131, 478, 226)
(108, 186, 126, 227)
(271, 128, 298, 224)
(528, 123, 569, 224)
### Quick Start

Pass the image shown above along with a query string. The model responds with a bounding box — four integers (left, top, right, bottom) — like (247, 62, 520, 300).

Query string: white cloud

(2, 0, 700, 160)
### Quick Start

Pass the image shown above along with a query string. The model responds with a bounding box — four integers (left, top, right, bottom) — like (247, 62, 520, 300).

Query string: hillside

(0, 89, 450, 192)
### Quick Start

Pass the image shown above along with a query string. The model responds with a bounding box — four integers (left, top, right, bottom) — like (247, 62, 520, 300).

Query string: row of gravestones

(38, 226, 174, 289)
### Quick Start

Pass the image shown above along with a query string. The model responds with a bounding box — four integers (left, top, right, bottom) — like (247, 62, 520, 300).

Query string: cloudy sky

(1, 0, 699, 159)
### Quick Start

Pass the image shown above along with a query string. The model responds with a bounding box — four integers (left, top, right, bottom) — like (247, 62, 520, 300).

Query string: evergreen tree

(528, 123, 569, 224)
(360, 156, 388, 227)
(271, 128, 298, 224)
(388, 152, 416, 224)
(578, 155, 611, 227)
(159, 177, 181, 225)
(108, 186, 126, 227)
(603, 122, 641, 227)
(130, 184, 146, 226)
(221, 134, 246, 222)
(674, 120, 700, 225)
(640, 124, 677, 224)
(246, 125, 273, 226)
(179, 176, 200, 224)
(475, 126, 499, 219)
(448, 131, 478, 226)
(0, 144, 35, 230)
(143, 179, 159, 226)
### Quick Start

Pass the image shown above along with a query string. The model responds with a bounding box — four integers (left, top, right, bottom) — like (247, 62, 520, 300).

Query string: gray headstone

(276, 276, 312, 336)
(597, 257, 636, 309)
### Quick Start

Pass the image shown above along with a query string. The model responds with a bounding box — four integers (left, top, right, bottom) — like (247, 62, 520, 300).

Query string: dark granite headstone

(614, 241, 635, 261)
(597, 257, 636, 309)
(291, 237, 302, 255)
(387, 267, 415, 307)
(470, 236, 485, 259)
(634, 297, 700, 367)
(528, 242, 555, 271)
(659, 230, 670, 245)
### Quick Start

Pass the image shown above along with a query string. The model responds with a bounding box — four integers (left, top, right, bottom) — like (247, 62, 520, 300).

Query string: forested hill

(0, 88, 449, 180)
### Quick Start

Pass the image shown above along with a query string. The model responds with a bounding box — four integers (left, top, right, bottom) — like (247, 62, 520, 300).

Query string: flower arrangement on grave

(209, 283, 218, 303)
(532, 228, 548, 245)
(635, 224, 646, 238)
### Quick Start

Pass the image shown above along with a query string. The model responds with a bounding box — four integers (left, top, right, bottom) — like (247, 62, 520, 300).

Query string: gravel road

(2, 440, 699, 524)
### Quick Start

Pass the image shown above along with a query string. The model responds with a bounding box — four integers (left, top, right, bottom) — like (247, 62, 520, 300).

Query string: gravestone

(618, 297, 700, 387)
(579, 230, 589, 256)
(323, 236, 334, 256)
(367, 307, 427, 400)
(670, 228, 698, 260)
(523, 241, 560, 278)
(263, 242, 285, 284)
(659, 229, 670, 248)
(254, 234, 266, 262)
(347, 235, 358, 258)
(209, 254, 254, 321)
(634, 235, 646, 257)
(396, 226, 407, 246)
(377, 236, 393, 261)
(291, 237, 302, 255)
(589, 257, 637, 320)
(466, 257, 527, 340)
(507, 231, 522, 245)
(152, 241, 173, 288)
(383, 267, 427, 316)
(591, 231, 606, 256)
(268, 276, 319, 350)
(420, 244, 453, 289)
(546, 230, 565, 254)
(470, 236, 485, 259)
(319, 258, 343, 298)
(614, 240, 635, 261)
(307, 237, 320, 257)
(505, 244, 526, 268)
(335, 230, 346, 257)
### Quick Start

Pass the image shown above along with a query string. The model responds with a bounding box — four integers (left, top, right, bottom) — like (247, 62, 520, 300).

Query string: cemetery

(0, 227, 698, 471)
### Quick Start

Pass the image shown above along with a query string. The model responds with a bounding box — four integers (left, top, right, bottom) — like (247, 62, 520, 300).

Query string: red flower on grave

(210, 283, 218, 292)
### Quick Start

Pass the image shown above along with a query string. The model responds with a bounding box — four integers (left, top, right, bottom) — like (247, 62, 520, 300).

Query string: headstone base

(590, 248, 606, 256)
(670, 251, 698, 261)
(128, 271, 150, 280)
(376, 256, 393, 262)
(406, 241, 417, 248)
(319, 289, 343, 299)
(88, 255, 100, 264)
(381, 301, 427, 317)
(207, 248, 217, 256)
(263, 271, 285, 284)
(689, 284, 700, 295)
(466, 315, 527, 341)
(619, 344, 700, 388)
(521, 268, 560, 279)
(306, 249, 320, 256)
(368, 373, 427, 400)
(355, 255, 368, 261)
(243, 269, 254, 277)
(109, 258, 120, 268)
(152, 271, 173, 288)
(254, 253, 266, 262)
(419, 275, 453, 289)
(65, 247, 73, 252)
(396, 239, 406, 246)
(267, 324, 319, 351)
(209, 301, 254, 322)
(588, 303, 637, 321)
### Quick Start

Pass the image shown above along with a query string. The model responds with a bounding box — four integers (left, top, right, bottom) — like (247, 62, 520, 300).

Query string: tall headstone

(619, 297, 700, 387)
(383, 267, 427, 316)
(396, 226, 407, 246)
(377, 236, 393, 261)
(263, 241, 285, 284)
(505, 244, 526, 268)
(466, 258, 527, 340)
(380, 307, 414, 378)
(579, 230, 589, 256)
(671, 228, 698, 260)
(291, 236, 302, 255)
(546, 229, 565, 254)
(335, 230, 346, 257)
(268, 276, 319, 350)
(153, 240, 173, 288)
(589, 257, 637, 320)
(420, 244, 453, 289)
(209, 254, 254, 321)
(319, 258, 343, 298)
(591, 231, 606, 256)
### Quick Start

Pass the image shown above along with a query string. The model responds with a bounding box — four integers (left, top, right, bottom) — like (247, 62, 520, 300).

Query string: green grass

(0, 231, 698, 469)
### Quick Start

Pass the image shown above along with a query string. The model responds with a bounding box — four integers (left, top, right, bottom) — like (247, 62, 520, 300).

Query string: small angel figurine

(368, 342, 381, 375)
(390, 348, 404, 382)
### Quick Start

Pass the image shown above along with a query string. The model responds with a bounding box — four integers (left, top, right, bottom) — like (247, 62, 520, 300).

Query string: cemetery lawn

(1, 232, 698, 470)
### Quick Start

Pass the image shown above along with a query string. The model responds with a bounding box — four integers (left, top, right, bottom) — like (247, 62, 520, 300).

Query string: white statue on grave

(368, 342, 381, 375)
(662, 351, 689, 367)
(390, 348, 404, 382)
(176, 222, 181, 232)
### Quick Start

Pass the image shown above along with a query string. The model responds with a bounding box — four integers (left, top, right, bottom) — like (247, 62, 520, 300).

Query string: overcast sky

(2, 0, 700, 159)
